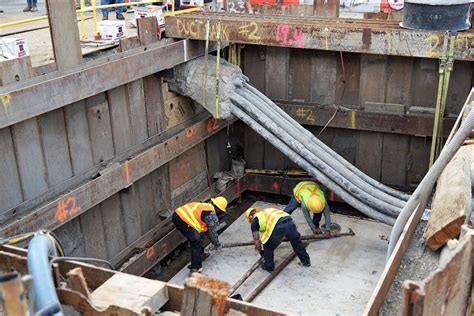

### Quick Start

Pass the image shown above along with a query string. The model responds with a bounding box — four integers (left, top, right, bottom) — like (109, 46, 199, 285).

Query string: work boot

(188, 266, 203, 273)
(30, 6, 38, 12)
(260, 262, 273, 272)
(23, 6, 31, 12)
(102, 13, 108, 20)
(298, 261, 311, 267)
(116, 12, 125, 20)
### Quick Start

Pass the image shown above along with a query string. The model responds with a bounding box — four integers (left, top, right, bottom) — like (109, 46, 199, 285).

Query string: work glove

(209, 243, 223, 252)
(254, 240, 262, 253)
(313, 228, 322, 235)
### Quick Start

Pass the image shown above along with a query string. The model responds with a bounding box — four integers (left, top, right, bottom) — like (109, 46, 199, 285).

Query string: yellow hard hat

(211, 196, 228, 212)
(307, 195, 324, 213)
(245, 207, 259, 223)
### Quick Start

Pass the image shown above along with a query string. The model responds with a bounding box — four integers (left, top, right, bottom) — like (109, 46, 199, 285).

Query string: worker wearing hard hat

(285, 181, 332, 236)
(172, 196, 228, 273)
(245, 207, 311, 272)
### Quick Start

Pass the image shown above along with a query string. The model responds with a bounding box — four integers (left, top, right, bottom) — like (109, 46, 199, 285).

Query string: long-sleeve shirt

(302, 199, 332, 231)
(201, 211, 221, 247)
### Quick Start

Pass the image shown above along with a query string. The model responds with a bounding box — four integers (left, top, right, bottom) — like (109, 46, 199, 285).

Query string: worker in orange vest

(284, 181, 332, 236)
(245, 207, 310, 272)
(172, 196, 228, 273)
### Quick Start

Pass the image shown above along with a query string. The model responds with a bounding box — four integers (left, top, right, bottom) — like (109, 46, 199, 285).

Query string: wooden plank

(310, 51, 337, 105)
(120, 185, 143, 245)
(7, 58, 49, 200)
(171, 171, 209, 209)
(37, 110, 73, 186)
(381, 133, 409, 185)
(206, 133, 224, 181)
(0, 40, 216, 129)
(101, 195, 126, 260)
(138, 175, 156, 234)
(80, 205, 107, 260)
(336, 53, 360, 106)
(1, 115, 233, 237)
(150, 165, 171, 225)
(407, 136, 429, 186)
(165, 95, 197, 128)
(288, 49, 311, 101)
(243, 45, 266, 93)
(402, 229, 473, 316)
(265, 47, 289, 100)
(411, 59, 438, 108)
(108, 86, 133, 154)
(356, 131, 383, 181)
(385, 56, 414, 107)
(46, 0, 82, 69)
(277, 101, 455, 137)
(264, 141, 287, 170)
(359, 54, 387, 106)
(331, 129, 357, 164)
(445, 60, 473, 115)
(164, 13, 474, 61)
(423, 146, 473, 250)
(169, 143, 207, 191)
(127, 80, 149, 144)
(244, 125, 264, 169)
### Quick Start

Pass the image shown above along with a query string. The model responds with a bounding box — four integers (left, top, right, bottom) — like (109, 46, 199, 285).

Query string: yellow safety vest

(175, 202, 215, 233)
(255, 208, 289, 244)
(293, 181, 326, 211)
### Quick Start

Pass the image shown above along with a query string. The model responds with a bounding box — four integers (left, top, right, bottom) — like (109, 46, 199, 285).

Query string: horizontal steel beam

(0, 114, 234, 237)
(0, 40, 215, 128)
(277, 101, 455, 137)
(165, 12, 474, 61)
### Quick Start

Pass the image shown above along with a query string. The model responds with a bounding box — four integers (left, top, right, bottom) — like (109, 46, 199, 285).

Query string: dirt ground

(379, 221, 440, 316)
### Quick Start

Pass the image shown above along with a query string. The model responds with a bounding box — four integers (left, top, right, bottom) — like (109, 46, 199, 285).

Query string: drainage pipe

(232, 104, 396, 225)
(236, 87, 406, 209)
(242, 82, 411, 202)
(231, 94, 401, 217)
(27, 233, 63, 316)
(387, 109, 474, 258)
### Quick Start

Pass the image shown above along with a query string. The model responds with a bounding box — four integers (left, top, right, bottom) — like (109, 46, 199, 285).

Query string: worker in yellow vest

(245, 207, 310, 272)
(284, 181, 332, 236)
(172, 196, 228, 273)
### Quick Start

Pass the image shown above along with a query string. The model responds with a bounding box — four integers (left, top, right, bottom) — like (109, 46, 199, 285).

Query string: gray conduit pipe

(236, 87, 406, 209)
(243, 82, 411, 202)
(387, 109, 474, 259)
(231, 94, 401, 217)
(231, 103, 396, 225)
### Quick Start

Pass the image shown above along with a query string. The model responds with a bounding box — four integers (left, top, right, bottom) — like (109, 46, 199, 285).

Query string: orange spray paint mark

(146, 246, 155, 260)
(207, 118, 218, 133)
(186, 128, 194, 139)
(330, 191, 335, 201)
(124, 160, 130, 184)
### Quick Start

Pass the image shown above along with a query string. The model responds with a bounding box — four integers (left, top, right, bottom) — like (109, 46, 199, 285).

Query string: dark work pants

(263, 217, 310, 270)
(172, 213, 203, 269)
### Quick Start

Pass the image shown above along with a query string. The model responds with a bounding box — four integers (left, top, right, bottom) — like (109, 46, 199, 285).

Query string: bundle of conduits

(166, 56, 474, 256)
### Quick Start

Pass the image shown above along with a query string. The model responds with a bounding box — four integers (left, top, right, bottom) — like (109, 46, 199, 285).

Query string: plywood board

(265, 47, 289, 100)
(310, 51, 337, 105)
(289, 49, 311, 101)
(336, 53, 360, 106)
(170, 202, 391, 315)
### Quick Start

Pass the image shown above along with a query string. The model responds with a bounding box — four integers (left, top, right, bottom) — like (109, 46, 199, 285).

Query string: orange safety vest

(293, 181, 326, 208)
(255, 208, 289, 244)
(175, 202, 215, 233)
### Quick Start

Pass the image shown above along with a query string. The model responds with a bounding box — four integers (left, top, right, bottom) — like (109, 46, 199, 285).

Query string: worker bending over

(285, 181, 332, 236)
(245, 207, 311, 272)
(172, 196, 228, 273)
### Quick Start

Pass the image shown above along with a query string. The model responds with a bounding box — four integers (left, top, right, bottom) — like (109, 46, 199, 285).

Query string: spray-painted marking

(296, 108, 315, 122)
(55, 196, 81, 223)
(428, 34, 474, 58)
(146, 246, 155, 260)
(239, 22, 260, 41)
(351, 111, 356, 129)
(275, 25, 303, 48)
(124, 160, 130, 184)
(1, 93, 11, 108)
(186, 128, 194, 139)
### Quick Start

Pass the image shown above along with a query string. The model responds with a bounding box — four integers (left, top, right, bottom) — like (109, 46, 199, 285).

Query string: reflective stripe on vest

(175, 202, 215, 233)
(293, 181, 326, 207)
(255, 208, 289, 244)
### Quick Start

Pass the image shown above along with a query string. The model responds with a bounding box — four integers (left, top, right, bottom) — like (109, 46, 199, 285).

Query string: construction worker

(172, 196, 228, 273)
(245, 207, 311, 272)
(285, 181, 332, 236)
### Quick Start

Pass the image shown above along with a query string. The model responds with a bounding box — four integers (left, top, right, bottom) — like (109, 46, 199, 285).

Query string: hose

(243, 82, 411, 201)
(387, 109, 474, 259)
(236, 86, 406, 209)
(231, 93, 401, 217)
(27, 233, 63, 316)
(231, 103, 396, 225)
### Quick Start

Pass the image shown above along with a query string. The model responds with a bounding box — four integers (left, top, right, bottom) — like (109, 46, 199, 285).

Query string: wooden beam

(120, 176, 246, 275)
(164, 12, 474, 61)
(276, 101, 455, 137)
(423, 146, 473, 250)
(0, 114, 234, 237)
(0, 40, 217, 129)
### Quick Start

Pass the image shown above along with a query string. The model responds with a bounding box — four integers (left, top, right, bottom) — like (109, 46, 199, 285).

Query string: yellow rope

(215, 20, 222, 118)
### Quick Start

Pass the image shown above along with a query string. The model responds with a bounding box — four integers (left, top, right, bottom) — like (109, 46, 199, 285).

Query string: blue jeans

(27, 0, 37, 6)
(263, 217, 310, 270)
(173, 213, 204, 270)
(101, 0, 124, 14)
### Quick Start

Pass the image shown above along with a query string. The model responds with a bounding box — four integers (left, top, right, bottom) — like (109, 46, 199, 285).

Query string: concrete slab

(169, 202, 391, 315)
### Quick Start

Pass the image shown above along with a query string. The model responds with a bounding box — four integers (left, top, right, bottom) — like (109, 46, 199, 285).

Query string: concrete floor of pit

(169, 201, 391, 315)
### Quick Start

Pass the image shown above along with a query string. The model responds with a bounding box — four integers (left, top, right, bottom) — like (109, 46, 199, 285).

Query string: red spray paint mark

(272, 181, 280, 192)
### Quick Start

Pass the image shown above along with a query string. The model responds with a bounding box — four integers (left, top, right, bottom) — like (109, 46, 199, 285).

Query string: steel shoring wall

(167, 56, 409, 225)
